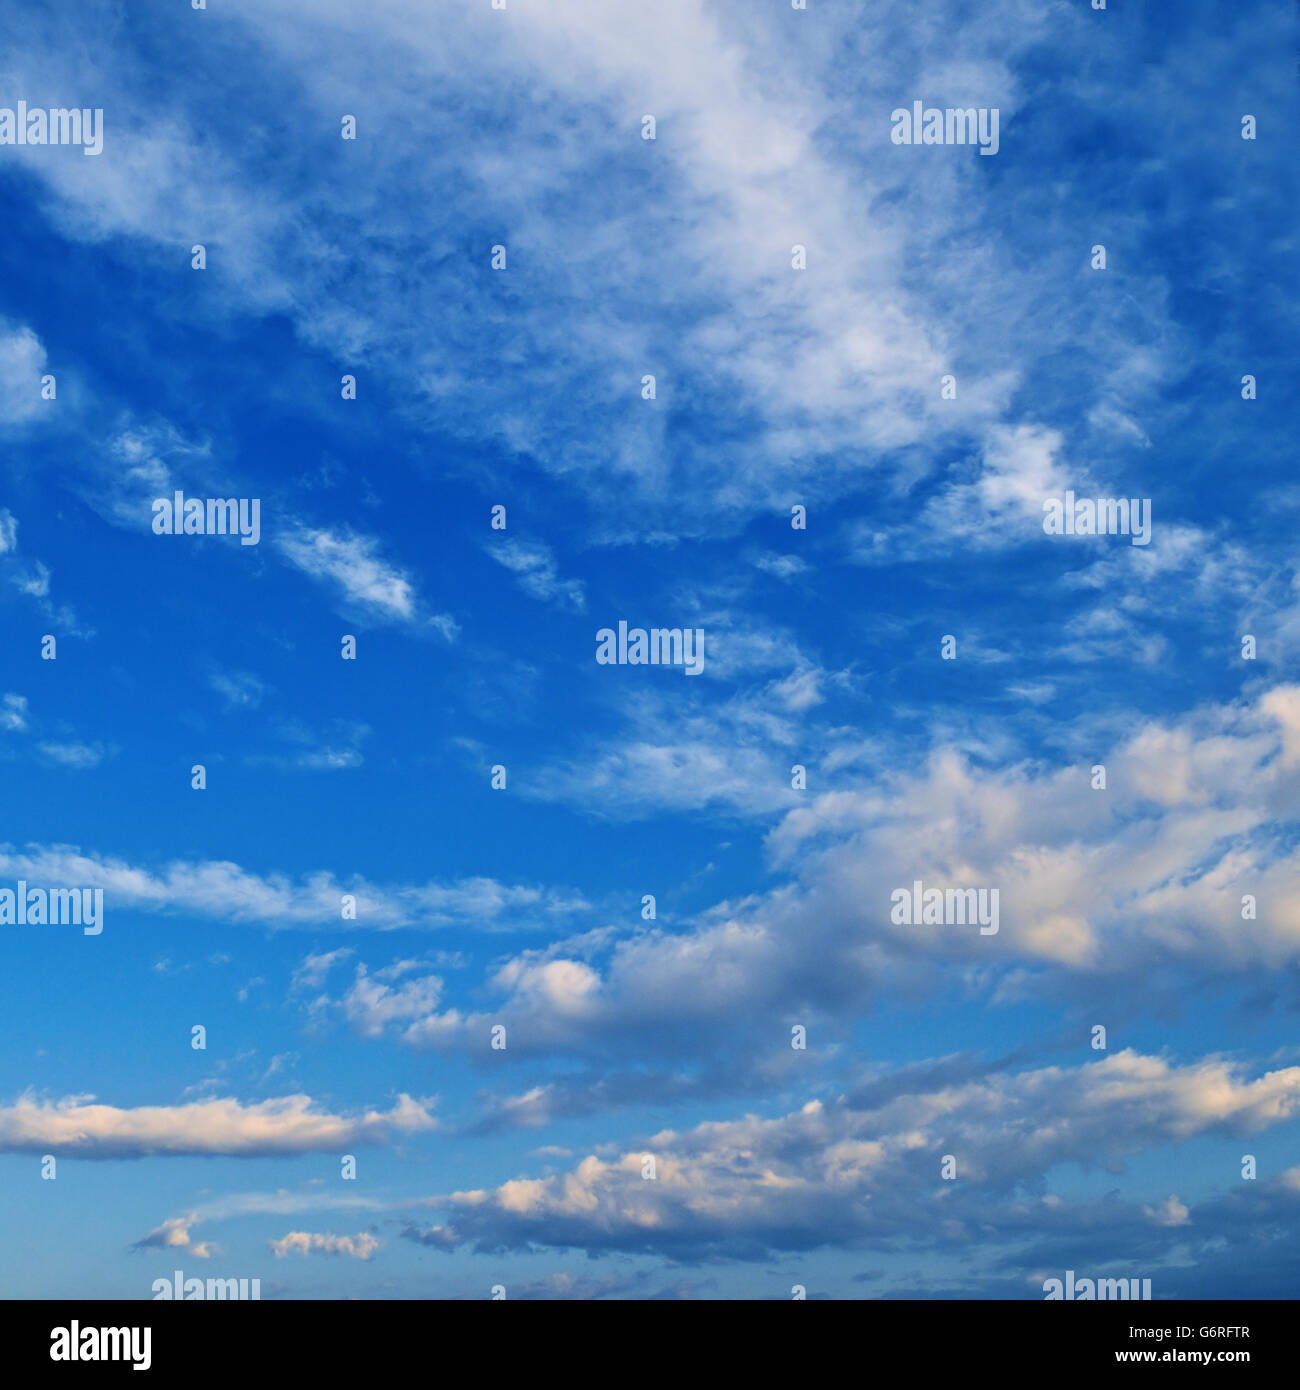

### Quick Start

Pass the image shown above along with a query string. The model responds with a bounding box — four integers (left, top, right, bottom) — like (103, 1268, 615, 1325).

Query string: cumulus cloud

(409, 1050, 1300, 1262)
(339, 964, 445, 1039)
(371, 700, 1300, 1062)
(133, 1213, 214, 1259)
(1, 0, 1292, 1301)
(270, 1231, 381, 1260)
(1143, 1195, 1191, 1228)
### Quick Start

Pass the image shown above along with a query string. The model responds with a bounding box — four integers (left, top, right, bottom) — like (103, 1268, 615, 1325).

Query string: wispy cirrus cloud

(488, 539, 585, 612)
(0, 843, 589, 933)
(37, 740, 110, 769)
(0, 319, 48, 425)
(278, 525, 457, 636)
(0, 693, 28, 733)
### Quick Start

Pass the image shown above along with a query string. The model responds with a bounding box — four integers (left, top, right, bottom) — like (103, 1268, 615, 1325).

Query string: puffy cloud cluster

(409, 1050, 1300, 1263)
(270, 1231, 381, 1260)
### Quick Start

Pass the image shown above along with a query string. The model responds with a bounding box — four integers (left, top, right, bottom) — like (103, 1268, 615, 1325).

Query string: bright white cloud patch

(0, 1092, 435, 1157)
(270, 1231, 380, 1260)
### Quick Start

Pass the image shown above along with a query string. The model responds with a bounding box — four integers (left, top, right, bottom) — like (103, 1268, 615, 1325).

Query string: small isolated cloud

(0, 511, 78, 630)
(12, 559, 50, 597)
(278, 525, 457, 637)
(133, 1213, 214, 1260)
(338, 964, 445, 1040)
(489, 539, 585, 611)
(269, 1231, 380, 1260)
(38, 741, 108, 769)
(1144, 1195, 1190, 1228)
(210, 671, 267, 709)
(261, 1052, 298, 1082)
(751, 552, 808, 581)
(1, 693, 28, 732)
(293, 748, 363, 771)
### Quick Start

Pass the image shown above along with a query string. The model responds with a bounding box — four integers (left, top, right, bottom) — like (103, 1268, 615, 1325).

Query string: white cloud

(292, 949, 354, 992)
(278, 525, 456, 636)
(270, 1230, 380, 1260)
(12, 559, 51, 597)
(210, 671, 266, 709)
(751, 552, 808, 581)
(1, 694, 28, 732)
(0, 322, 48, 425)
(414, 1050, 1300, 1258)
(394, 684, 1300, 1054)
(0, 1091, 436, 1157)
(0, 843, 587, 932)
(489, 539, 585, 611)
(340, 964, 445, 1039)
(38, 741, 107, 769)
(133, 1213, 214, 1260)
(1143, 1195, 1190, 1228)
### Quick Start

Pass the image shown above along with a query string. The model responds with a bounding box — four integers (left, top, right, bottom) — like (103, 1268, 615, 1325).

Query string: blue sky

(1, 0, 1298, 1300)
